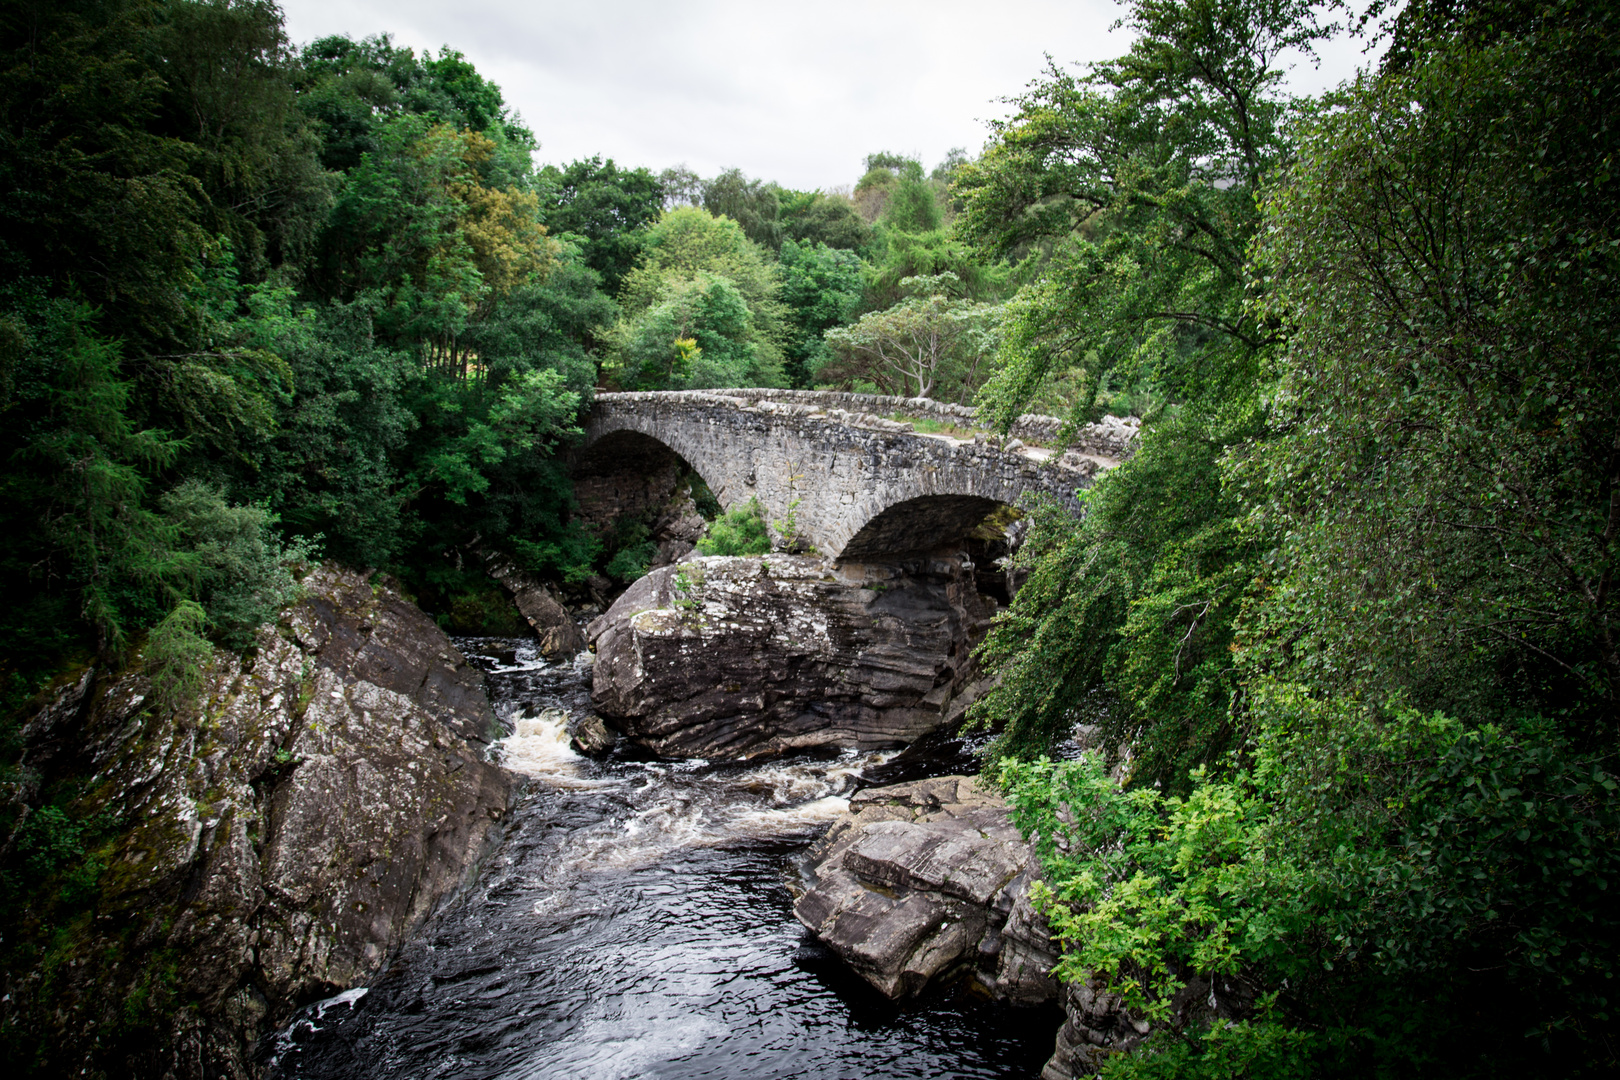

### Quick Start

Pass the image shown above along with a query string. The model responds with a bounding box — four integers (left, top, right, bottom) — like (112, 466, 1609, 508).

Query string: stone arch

(584, 391, 1087, 561)
(570, 429, 721, 538)
(836, 494, 1009, 562)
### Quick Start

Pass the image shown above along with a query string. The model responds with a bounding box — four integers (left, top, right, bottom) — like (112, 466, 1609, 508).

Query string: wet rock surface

(1, 567, 511, 1080)
(480, 549, 587, 658)
(789, 775, 1059, 1003)
(586, 554, 996, 759)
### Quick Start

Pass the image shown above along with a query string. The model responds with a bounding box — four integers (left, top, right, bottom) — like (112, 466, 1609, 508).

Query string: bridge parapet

(641, 388, 1139, 459)
(583, 390, 1128, 561)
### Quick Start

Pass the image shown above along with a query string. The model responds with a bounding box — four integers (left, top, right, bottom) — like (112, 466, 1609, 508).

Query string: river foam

(266, 638, 1060, 1080)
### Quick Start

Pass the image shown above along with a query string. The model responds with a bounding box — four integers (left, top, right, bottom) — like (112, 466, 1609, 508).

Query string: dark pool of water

(265, 639, 1062, 1080)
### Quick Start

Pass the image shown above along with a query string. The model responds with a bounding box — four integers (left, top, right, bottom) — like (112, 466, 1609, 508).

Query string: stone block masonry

(583, 390, 1133, 561)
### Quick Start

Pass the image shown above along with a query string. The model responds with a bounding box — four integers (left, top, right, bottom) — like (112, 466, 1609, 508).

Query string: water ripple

(267, 638, 1061, 1080)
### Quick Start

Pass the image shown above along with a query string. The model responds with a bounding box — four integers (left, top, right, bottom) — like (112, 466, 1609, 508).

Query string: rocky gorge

(0, 548, 1155, 1080)
(1, 400, 1138, 1078)
(1, 568, 511, 1078)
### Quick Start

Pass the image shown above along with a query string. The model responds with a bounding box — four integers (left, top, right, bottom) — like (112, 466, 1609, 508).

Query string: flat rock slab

(844, 819, 1025, 908)
(791, 776, 1059, 1003)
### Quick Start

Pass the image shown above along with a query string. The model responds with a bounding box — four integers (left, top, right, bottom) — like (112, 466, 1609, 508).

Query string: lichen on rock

(586, 554, 997, 759)
(0, 566, 512, 1080)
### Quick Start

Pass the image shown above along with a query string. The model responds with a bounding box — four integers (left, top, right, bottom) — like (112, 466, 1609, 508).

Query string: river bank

(264, 637, 1064, 1078)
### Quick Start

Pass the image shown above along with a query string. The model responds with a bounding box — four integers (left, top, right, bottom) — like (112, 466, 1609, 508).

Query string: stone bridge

(579, 389, 1136, 562)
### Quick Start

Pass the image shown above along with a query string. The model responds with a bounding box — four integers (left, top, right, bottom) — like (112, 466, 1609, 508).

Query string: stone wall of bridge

(704, 388, 1140, 460)
(580, 390, 1112, 561)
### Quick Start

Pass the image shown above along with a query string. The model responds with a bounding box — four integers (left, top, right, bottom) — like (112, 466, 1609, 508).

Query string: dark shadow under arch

(838, 494, 1009, 562)
(571, 429, 722, 531)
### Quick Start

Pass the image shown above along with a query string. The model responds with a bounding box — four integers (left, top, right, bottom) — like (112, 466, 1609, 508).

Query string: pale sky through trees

(278, 0, 1381, 189)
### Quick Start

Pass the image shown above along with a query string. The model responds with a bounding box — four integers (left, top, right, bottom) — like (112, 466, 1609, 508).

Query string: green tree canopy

(776, 239, 864, 387)
(975, 0, 1620, 1074)
(779, 190, 872, 252)
(611, 207, 787, 387)
(535, 156, 665, 292)
(701, 167, 784, 250)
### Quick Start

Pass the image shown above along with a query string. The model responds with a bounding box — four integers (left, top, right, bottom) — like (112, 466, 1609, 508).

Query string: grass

(885, 413, 1057, 449)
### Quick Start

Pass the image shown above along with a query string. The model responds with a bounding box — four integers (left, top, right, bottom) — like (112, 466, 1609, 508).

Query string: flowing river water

(266, 637, 1062, 1080)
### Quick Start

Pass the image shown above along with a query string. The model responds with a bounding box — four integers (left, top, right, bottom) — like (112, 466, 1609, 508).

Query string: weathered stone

(649, 538, 695, 570)
(481, 549, 587, 658)
(1, 566, 511, 1080)
(789, 776, 1060, 1004)
(587, 554, 995, 759)
(656, 387, 1140, 460)
(1040, 969, 1258, 1078)
(568, 712, 617, 755)
(583, 390, 1109, 561)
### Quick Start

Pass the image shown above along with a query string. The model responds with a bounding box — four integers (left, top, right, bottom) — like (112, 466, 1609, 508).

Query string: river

(265, 637, 1062, 1079)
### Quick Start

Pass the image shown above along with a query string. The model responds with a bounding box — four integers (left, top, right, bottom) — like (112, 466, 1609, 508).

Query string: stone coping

(591, 388, 1139, 456)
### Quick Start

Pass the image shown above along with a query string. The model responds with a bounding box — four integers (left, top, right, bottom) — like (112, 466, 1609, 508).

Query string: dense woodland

(1, 0, 1616, 1075)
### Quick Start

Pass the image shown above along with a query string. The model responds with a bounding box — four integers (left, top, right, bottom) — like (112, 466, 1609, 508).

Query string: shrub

(696, 499, 771, 556)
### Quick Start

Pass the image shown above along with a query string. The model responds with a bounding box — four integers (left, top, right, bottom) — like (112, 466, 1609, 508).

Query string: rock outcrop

(0, 567, 512, 1080)
(789, 776, 1059, 1002)
(587, 555, 995, 759)
(481, 549, 587, 657)
(646, 488, 706, 570)
(1040, 969, 1256, 1078)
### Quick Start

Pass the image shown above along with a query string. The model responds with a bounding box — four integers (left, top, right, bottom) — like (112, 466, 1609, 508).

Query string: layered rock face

(587, 555, 995, 759)
(1041, 969, 1256, 1079)
(481, 548, 587, 657)
(790, 776, 1059, 1002)
(2, 567, 511, 1079)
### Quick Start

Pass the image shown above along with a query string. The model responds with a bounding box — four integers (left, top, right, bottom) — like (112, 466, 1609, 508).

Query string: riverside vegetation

(1, 0, 1615, 1077)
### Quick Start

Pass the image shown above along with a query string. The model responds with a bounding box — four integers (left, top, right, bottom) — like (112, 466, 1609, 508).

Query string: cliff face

(1, 567, 511, 1079)
(586, 554, 996, 759)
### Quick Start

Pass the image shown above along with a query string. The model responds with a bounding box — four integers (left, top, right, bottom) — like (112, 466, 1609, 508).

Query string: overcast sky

(279, 0, 1379, 191)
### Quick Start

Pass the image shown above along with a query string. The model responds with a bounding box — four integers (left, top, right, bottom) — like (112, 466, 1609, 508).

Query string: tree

(956, 0, 1327, 432)
(656, 163, 704, 208)
(296, 34, 535, 178)
(1250, 0, 1620, 729)
(611, 207, 787, 387)
(154, 0, 332, 274)
(961, 0, 1326, 772)
(317, 117, 555, 359)
(613, 272, 762, 390)
(535, 156, 665, 292)
(982, 1, 1620, 1074)
(880, 165, 943, 234)
(820, 274, 998, 401)
(776, 239, 863, 387)
(779, 189, 872, 252)
(701, 167, 784, 249)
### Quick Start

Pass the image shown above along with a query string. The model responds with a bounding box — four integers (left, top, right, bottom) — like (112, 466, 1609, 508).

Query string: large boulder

(1, 566, 512, 1080)
(789, 776, 1059, 1002)
(586, 555, 995, 759)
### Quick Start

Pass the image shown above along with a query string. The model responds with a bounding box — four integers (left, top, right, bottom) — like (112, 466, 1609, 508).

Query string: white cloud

(279, 0, 1379, 190)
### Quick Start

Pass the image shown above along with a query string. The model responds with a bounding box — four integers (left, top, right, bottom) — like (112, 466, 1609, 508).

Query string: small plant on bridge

(696, 499, 771, 557)
(771, 497, 806, 552)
